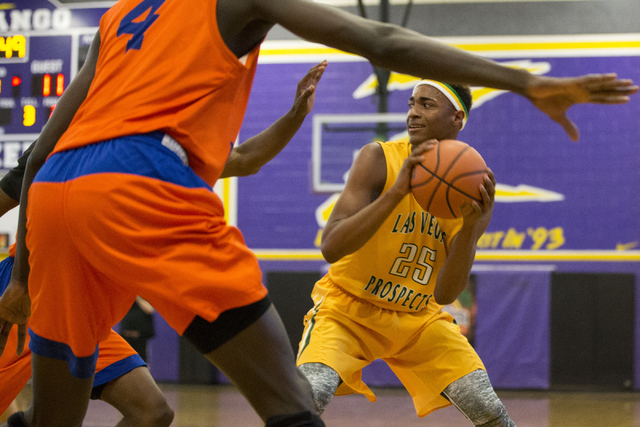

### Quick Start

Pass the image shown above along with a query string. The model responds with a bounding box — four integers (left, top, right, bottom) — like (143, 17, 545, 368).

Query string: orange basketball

(410, 139, 488, 219)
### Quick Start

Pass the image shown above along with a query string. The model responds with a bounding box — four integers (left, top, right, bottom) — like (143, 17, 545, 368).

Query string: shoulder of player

(347, 142, 387, 192)
(377, 138, 411, 153)
(354, 142, 386, 170)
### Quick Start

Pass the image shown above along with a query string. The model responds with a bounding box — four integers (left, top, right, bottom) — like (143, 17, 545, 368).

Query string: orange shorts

(1, 253, 145, 411)
(26, 133, 266, 378)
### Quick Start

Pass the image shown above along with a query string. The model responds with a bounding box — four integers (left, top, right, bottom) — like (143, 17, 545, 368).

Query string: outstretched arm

(221, 61, 326, 178)
(234, 0, 638, 141)
(0, 31, 101, 357)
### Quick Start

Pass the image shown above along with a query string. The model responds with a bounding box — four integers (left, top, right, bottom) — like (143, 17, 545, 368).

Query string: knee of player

(150, 399, 174, 427)
(133, 396, 174, 427)
(299, 363, 340, 415)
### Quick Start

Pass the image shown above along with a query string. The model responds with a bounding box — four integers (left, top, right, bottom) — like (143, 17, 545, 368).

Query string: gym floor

(12, 383, 639, 426)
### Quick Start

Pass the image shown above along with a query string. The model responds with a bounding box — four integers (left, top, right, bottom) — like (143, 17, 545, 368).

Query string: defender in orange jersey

(0, 0, 636, 426)
(1, 58, 328, 427)
(296, 82, 514, 426)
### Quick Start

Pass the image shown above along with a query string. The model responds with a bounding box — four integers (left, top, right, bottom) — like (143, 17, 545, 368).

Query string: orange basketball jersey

(53, 0, 260, 186)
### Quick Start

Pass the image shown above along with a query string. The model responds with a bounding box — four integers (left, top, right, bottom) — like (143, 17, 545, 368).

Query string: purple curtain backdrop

(475, 271, 551, 389)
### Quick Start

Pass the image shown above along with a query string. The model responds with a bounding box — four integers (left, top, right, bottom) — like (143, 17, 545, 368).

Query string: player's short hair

(450, 84, 472, 114)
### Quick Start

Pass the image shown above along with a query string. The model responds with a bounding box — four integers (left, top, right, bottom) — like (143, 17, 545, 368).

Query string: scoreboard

(0, 0, 110, 171)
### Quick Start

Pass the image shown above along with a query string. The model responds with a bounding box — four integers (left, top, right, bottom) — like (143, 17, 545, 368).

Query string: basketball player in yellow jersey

(297, 80, 516, 426)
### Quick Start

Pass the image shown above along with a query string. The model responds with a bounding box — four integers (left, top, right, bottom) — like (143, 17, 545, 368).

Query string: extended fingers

(581, 74, 634, 90)
(583, 75, 638, 103)
(16, 323, 26, 355)
(486, 168, 496, 187)
(313, 60, 328, 81)
(0, 321, 10, 357)
(408, 140, 436, 166)
(588, 91, 638, 104)
(483, 173, 495, 197)
(305, 60, 327, 83)
(412, 139, 437, 155)
(297, 61, 327, 94)
(480, 179, 492, 206)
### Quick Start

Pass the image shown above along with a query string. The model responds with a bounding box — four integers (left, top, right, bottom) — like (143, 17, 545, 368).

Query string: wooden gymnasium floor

(11, 383, 640, 426)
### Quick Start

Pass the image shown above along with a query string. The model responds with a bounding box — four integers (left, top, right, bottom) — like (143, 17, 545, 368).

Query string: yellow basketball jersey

(327, 138, 463, 314)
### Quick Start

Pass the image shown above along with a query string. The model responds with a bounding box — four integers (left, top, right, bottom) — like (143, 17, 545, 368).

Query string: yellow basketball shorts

(296, 276, 485, 417)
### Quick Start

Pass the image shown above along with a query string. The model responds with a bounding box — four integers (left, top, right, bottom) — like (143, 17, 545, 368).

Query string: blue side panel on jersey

(0, 256, 14, 295)
(29, 329, 99, 379)
(35, 132, 211, 190)
(93, 353, 146, 387)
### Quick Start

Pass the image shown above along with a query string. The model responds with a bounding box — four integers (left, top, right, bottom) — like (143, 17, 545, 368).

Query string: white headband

(413, 80, 468, 130)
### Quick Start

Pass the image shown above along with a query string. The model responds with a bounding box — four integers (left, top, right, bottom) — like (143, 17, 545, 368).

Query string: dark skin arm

(321, 140, 436, 263)
(220, 61, 326, 178)
(0, 189, 18, 218)
(218, 0, 637, 142)
(434, 171, 495, 305)
(0, 32, 101, 356)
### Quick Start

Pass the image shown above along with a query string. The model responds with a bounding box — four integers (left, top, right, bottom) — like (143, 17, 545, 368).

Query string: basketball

(410, 139, 488, 219)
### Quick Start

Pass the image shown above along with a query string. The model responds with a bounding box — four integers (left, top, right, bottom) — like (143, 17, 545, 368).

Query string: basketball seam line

(413, 144, 480, 218)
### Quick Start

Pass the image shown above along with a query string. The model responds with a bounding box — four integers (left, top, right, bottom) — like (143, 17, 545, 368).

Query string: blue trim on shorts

(28, 328, 99, 379)
(0, 255, 14, 295)
(35, 132, 211, 190)
(93, 354, 146, 387)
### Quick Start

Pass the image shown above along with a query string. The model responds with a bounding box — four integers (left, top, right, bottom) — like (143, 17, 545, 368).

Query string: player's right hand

(394, 139, 437, 197)
(0, 279, 30, 356)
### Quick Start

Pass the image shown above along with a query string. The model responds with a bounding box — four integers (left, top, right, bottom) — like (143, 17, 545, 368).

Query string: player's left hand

(292, 60, 328, 117)
(460, 168, 495, 240)
(525, 74, 639, 142)
(0, 279, 30, 356)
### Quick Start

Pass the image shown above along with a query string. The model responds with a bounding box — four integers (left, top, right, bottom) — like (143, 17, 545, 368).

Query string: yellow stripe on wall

(258, 35, 640, 63)
(251, 250, 640, 262)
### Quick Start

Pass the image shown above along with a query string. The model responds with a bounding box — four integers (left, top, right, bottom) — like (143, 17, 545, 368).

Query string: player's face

(406, 85, 460, 145)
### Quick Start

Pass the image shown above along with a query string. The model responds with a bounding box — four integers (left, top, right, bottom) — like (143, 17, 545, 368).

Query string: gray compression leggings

(298, 363, 515, 426)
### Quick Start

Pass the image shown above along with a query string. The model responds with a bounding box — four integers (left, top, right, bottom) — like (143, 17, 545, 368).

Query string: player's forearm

(270, 1, 532, 95)
(321, 188, 405, 263)
(433, 229, 477, 305)
(10, 34, 99, 285)
(363, 25, 533, 95)
(0, 142, 34, 204)
(0, 189, 18, 218)
(220, 108, 307, 178)
(9, 163, 35, 285)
